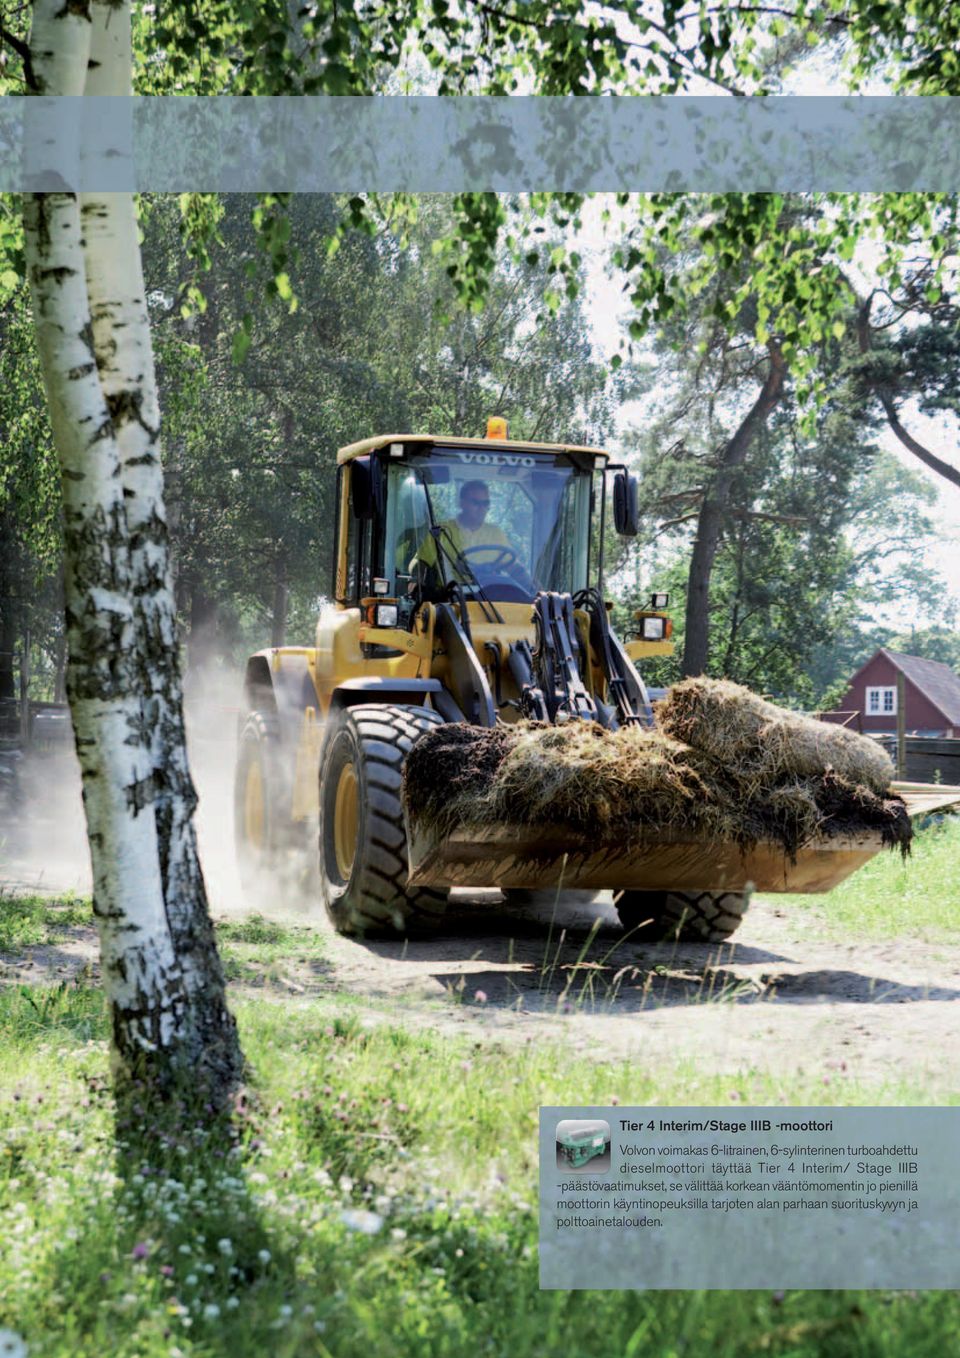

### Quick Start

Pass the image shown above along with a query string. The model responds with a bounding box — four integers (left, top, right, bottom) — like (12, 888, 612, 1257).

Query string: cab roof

(336, 433, 610, 466)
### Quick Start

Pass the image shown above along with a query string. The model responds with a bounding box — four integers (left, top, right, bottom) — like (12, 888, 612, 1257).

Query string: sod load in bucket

(401, 678, 912, 890)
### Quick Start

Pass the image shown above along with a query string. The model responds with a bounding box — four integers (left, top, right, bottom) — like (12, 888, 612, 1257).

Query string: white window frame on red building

(865, 685, 897, 716)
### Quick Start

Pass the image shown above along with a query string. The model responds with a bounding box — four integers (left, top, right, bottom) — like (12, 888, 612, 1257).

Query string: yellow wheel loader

(233, 424, 957, 941)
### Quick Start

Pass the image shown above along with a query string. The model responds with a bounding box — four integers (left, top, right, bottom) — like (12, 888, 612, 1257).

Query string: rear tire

(614, 889, 750, 943)
(319, 703, 448, 936)
(234, 710, 306, 896)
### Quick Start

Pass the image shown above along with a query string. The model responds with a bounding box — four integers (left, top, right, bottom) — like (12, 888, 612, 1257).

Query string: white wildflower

(341, 1209, 383, 1235)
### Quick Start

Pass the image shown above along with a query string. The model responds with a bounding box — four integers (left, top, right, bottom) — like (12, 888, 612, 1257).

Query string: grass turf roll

(401, 680, 911, 860)
(655, 678, 895, 796)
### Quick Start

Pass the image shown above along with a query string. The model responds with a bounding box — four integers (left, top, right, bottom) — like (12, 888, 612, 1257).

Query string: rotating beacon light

(486, 416, 508, 439)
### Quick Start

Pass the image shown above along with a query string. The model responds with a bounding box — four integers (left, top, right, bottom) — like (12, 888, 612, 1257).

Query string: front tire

(319, 703, 448, 936)
(614, 889, 750, 943)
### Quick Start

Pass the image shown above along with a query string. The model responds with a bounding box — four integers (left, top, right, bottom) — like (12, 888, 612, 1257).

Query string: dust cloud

(0, 667, 320, 917)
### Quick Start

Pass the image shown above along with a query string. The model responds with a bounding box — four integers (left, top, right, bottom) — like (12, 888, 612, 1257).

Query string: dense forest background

(2, 192, 958, 714)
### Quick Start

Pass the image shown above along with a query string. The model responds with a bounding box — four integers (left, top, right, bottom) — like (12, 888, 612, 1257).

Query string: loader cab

(335, 437, 599, 609)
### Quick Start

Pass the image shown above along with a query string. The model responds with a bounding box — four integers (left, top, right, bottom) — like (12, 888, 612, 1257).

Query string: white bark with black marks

(23, 187, 187, 1072)
(24, 0, 241, 1101)
(82, 3, 237, 1048)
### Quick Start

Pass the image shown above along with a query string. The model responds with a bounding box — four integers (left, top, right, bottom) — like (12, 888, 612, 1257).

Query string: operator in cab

(408, 478, 532, 598)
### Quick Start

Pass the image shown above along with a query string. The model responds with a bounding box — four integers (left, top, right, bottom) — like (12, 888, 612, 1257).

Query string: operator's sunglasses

(464, 496, 490, 508)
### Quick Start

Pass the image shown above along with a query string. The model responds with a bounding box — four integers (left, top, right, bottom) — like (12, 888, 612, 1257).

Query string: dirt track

(263, 887, 960, 1093)
(3, 741, 960, 1095)
(4, 878, 960, 1096)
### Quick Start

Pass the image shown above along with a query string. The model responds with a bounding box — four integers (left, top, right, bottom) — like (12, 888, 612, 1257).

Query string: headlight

(375, 604, 398, 627)
(641, 616, 665, 640)
(650, 592, 669, 609)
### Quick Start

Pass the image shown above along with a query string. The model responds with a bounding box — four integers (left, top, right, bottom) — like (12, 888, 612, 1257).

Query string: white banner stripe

(2, 96, 960, 192)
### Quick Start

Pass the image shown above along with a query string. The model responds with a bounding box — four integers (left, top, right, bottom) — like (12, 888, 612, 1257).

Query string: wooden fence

(875, 735, 960, 784)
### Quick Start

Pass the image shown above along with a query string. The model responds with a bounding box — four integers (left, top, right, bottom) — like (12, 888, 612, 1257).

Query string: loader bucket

(406, 783, 960, 895)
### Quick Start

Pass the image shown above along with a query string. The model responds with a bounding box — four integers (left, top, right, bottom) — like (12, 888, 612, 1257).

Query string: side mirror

(350, 455, 384, 521)
(612, 470, 640, 537)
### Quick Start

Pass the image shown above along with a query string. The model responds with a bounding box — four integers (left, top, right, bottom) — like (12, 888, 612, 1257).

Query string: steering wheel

(460, 543, 537, 599)
(461, 544, 519, 569)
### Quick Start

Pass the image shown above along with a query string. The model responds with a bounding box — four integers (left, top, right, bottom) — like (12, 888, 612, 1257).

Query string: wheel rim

(333, 760, 359, 879)
(244, 761, 266, 847)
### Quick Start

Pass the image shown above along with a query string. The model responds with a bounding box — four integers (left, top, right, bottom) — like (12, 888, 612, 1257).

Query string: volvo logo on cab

(453, 451, 536, 467)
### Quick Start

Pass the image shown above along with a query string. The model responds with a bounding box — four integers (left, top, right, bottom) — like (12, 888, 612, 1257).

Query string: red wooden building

(820, 648, 960, 737)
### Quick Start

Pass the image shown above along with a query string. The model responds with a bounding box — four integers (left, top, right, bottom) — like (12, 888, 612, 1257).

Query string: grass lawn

(0, 974, 957, 1358)
(769, 815, 960, 941)
(0, 894, 92, 952)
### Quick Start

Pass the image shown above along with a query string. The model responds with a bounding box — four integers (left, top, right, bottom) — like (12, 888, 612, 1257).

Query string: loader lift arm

(502, 590, 652, 729)
(531, 591, 597, 723)
(575, 587, 653, 729)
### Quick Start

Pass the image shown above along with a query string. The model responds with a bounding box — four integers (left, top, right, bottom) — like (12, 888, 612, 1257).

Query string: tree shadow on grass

(36, 1078, 316, 1355)
(0, 982, 308, 1355)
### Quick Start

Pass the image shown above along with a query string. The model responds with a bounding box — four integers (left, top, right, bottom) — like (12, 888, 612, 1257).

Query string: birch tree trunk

(23, 0, 241, 1108)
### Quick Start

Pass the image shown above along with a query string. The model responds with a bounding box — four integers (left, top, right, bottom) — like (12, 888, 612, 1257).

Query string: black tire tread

(614, 888, 750, 943)
(319, 703, 447, 936)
